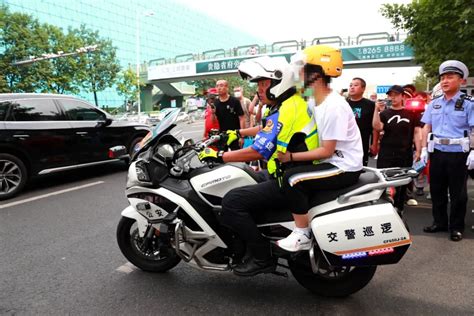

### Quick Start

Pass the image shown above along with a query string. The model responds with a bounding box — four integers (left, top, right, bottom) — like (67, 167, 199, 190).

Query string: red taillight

(368, 247, 394, 256)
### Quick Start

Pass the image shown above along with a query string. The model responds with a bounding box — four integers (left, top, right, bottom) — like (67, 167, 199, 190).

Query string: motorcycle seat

(309, 172, 380, 207)
(255, 173, 380, 225)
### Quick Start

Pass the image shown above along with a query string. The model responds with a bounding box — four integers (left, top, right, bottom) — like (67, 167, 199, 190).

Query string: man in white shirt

(276, 45, 363, 252)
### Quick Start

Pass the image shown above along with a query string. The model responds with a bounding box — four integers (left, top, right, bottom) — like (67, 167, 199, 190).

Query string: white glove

(466, 151, 474, 170)
(420, 147, 429, 165)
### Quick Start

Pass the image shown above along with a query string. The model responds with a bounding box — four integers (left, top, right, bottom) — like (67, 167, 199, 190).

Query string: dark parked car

(0, 93, 150, 200)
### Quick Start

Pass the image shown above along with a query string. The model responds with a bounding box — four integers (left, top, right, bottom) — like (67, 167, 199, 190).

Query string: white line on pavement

(0, 181, 104, 209)
(181, 130, 200, 135)
(116, 262, 138, 274)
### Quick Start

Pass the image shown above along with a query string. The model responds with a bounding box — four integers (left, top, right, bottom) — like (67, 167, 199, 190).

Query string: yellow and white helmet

(291, 45, 343, 82)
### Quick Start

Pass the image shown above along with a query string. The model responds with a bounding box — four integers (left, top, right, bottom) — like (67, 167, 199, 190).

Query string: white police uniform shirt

(313, 91, 363, 172)
(421, 91, 474, 152)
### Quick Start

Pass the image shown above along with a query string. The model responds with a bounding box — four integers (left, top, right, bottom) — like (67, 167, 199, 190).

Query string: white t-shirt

(313, 91, 363, 172)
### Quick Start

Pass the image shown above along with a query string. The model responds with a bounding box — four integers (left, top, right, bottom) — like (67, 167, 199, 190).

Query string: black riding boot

(233, 242, 276, 277)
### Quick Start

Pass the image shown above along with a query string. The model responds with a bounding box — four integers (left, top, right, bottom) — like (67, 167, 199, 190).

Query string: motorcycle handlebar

(196, 134, 222, 151)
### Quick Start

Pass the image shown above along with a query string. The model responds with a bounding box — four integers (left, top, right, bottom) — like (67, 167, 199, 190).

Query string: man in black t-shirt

(215, 79, 245, 150)
(348, 77, 378, 166)
(372, 85, 421, 211)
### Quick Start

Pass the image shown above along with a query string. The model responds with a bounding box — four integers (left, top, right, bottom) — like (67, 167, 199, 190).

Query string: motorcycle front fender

(121, 205, 149, 237)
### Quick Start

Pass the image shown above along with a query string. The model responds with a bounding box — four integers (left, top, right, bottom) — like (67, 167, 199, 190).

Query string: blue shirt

(421, 91, 474, 152)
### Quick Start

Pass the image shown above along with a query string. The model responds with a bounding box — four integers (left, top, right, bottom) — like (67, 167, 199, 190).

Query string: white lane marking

(0, 181, 104, 209)
(181, 130, 200, 135)
(116, 262, 138, 274)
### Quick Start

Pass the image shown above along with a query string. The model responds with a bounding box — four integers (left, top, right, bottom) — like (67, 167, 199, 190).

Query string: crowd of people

(197, 46, 472, 275)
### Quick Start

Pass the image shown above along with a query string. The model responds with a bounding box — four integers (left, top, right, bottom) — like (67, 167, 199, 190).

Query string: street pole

(136, 10, 141, 121)
(135, 10, 154, 122)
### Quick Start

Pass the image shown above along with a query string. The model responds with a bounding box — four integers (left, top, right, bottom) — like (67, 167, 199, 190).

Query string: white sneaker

(277, 231, 312, 252)
(406, 198, 418, 206)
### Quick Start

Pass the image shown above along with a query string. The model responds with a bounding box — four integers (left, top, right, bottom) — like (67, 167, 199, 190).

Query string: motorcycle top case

(311, 203, 411, 266)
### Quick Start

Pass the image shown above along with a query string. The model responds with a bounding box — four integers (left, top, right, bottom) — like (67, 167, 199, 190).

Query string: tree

(116, 66, 142, 110)
(413, 69, 435, 92)
(36, 24, 85, 94)
(0, 5, 120, 102)
(188, 75, 257, 97)
(0, 5, 52, 92)
(72, 25, 120, 106)
(381, 0, 474, 79)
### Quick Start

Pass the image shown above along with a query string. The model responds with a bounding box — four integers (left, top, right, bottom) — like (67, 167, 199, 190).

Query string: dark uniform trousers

(219, 164, 360, 258)
(377, 151, 413, 211)
(429, 149, 468, 231)
(220, 178, 289, 260)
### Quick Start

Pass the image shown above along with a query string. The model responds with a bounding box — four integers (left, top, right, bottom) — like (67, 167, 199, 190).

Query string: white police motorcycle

(116, 109, 417, 297)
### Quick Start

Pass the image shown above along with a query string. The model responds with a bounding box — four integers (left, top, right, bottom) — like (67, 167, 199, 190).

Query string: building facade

(2, 0, 260, 108)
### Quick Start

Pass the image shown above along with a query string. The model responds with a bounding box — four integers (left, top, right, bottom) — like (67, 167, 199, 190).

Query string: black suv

(0, 93, 150, 200)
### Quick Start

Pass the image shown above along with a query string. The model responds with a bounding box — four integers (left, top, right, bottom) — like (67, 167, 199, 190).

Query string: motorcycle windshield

(133, 108, 180, 154)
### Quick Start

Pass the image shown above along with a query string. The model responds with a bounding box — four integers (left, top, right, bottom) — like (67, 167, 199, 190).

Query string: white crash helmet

(238, 56, 294, 100)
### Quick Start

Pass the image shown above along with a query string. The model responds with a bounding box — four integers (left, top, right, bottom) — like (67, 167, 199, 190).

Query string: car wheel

(0, 154, 28, 201)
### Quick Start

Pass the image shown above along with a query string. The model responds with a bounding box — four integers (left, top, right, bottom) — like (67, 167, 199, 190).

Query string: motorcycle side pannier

(311, 203, 411, 267)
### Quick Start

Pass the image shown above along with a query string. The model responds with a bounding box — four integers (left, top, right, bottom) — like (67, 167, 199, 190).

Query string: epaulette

(432, 94, 443, 100)
(463, 94, 473, 101)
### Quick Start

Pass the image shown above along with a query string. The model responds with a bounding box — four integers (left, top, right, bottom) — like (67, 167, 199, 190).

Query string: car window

(9, 98, 62, 121)
(61, 99, 105, 121)
(0, 101, 10, 121)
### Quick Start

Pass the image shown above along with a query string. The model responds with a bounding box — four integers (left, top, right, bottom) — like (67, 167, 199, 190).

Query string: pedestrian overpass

(140, 33, 415, 109)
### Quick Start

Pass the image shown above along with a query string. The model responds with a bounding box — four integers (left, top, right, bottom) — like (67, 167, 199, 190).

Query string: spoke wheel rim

(0, 159, 22, 194)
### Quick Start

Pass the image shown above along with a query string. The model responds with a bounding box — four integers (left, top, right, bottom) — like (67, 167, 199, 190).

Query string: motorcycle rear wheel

(117, 217, 181, 273)
(289, 253, 377, 297)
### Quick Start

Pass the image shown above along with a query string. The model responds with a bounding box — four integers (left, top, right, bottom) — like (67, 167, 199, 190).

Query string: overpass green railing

(146, 32, 407, 70)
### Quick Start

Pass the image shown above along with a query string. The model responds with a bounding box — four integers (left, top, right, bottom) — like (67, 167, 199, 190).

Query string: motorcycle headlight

(155, 143, 175, 160)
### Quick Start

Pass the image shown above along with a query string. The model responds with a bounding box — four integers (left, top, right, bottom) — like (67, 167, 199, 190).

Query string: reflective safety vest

(251, 94, 319, 175)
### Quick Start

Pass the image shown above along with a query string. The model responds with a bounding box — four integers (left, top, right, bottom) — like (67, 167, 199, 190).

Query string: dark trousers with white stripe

(220, 178, 289, 259)
(429, 150, 468, 231)
(281, 163, 361, 214)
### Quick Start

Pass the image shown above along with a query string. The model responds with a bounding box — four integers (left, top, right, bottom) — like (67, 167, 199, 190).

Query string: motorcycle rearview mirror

(183, 138, 194, 147)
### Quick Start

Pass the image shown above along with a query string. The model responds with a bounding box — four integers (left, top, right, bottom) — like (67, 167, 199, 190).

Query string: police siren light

(404, 98, 426, 112)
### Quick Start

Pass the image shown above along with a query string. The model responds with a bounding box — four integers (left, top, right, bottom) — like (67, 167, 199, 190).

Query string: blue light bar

(341, 251, 367, 259)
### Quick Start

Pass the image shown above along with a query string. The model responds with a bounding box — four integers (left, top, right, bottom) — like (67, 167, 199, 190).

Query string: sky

(175, 0, 422, 94)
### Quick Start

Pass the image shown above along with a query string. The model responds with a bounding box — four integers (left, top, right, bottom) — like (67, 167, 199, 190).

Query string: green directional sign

(196, 57, 245, 74)
(342, 43, 413, 62)
(195, 53, 292, 74)
(148, 43, 414, 81)
(194, 44, 412, 75)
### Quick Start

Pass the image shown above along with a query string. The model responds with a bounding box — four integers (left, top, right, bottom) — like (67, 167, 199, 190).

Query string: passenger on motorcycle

(198, 56, 318, 276)
(276, 45, 364, 252)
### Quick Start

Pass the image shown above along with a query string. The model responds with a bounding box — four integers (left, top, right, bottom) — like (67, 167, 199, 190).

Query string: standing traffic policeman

(420, 60, 474, 241)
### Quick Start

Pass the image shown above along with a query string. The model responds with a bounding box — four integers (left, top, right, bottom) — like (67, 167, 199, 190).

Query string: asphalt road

(1, 120, 473, 315)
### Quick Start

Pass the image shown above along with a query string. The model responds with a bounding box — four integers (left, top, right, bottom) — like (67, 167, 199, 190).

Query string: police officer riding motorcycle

(116, 53, 417, 297)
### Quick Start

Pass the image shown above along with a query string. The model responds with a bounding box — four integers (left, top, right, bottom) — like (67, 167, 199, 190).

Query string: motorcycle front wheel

(116, 217, 181, 273)
(288, 252, 377, 297)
